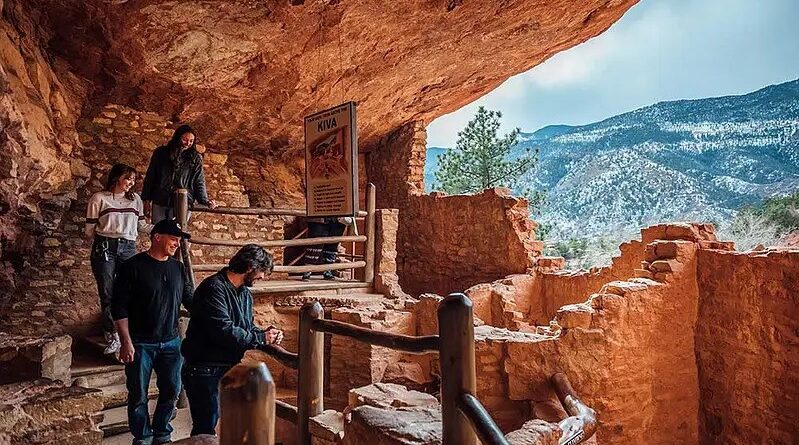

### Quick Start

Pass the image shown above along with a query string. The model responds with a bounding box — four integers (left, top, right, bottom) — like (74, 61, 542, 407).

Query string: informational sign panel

(304, 101, 359, 217)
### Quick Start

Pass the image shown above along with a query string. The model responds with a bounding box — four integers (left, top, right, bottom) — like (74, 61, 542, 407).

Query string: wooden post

(219, 362, 276, 445)
(174, 189, 195, 289)
(174, 188, 192, 409)
(438, 293, 478, 445)
(297, 301, 324, 445)
(363, 183, 376, 285)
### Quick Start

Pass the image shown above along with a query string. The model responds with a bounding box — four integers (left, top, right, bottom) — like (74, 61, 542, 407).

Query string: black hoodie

(141, 124, 210, 207)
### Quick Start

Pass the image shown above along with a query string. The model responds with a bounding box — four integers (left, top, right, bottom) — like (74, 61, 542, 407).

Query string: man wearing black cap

(112, 219, 194, 445)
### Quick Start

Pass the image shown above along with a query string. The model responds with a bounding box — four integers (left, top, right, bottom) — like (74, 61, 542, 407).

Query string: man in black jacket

(142, 124, 217, 224)
(181, 244, 283, 436)
(112, 219, 194, 445)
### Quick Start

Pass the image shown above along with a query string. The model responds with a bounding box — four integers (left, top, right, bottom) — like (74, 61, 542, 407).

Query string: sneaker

(301, 272, 312, 281)
(322, 270, 335, 280)
(103, 331, 121, 355)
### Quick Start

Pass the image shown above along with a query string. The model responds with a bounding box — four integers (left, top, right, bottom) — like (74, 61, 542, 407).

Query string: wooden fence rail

(174, 183, 377, 291)
(458, 393, 510, 445)
(206, 294, 597, 445)
(192, 205, 368, 218)
(310, 318, 439, 354)
(193, 261, 367, 274)
(256, 344, 299, 369)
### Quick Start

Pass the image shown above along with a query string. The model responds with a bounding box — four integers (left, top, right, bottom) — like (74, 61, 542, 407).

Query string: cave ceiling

(35, 0, 638, 154)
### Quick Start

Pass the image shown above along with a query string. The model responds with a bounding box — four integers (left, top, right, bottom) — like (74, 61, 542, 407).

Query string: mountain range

(425, 78, 799, 236)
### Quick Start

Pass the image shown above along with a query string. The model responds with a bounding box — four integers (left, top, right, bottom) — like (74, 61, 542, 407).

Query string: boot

(103, 331, 121, 355)
(323, 270, 335, 280)
(301, 272, 312, 281)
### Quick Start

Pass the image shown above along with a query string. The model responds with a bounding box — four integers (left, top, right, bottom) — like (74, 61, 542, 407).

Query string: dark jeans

(90, 236, 137, 333)
(125, 336, 183, 444)
(182, 364, 231, 436)
(306, 220, 346, 265)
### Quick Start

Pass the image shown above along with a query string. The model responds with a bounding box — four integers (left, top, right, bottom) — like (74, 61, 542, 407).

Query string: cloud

(427, 0, 799, 148)
(527, 34, 618, 89)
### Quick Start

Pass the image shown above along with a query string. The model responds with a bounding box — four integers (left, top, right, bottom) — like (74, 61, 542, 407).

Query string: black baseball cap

(151, 219, 191, 239)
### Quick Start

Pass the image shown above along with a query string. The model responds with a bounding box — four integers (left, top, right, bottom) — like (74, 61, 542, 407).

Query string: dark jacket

(181, 269, 265, 366)
(141, 145, 209, 207)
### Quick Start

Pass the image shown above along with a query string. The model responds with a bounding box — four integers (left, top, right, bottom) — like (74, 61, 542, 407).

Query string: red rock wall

(0, 0, 87, 318)
(529, 240, 644, 324)
(695, 249, 799, 445)
(505, 240, 702, 445)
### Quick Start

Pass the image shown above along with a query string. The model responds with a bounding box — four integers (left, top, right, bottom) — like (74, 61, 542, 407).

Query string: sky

(426, 0, 799, 148)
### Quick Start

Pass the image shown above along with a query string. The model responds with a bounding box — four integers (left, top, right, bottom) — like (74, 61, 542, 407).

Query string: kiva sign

(303, 102, 358, 217)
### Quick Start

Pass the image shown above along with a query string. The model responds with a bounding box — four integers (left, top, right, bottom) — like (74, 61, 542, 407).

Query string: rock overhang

(30, 0, 639, 153)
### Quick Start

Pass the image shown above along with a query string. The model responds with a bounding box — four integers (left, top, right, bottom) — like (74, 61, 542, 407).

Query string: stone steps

(101, 381, 160, 410)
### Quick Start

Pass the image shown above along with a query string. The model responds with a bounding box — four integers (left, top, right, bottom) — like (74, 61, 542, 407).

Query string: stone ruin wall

(695, 249, 799, 445)
(367, 121, 542, 297)
(302, 223, 798, 445)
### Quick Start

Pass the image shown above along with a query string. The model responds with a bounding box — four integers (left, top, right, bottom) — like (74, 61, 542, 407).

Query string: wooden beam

(192, 205, 367, 218)
(311, 318, 439, 354)
(191, 235, 366, 248)
(193, 261, 366, 273)
(457, 393, 510, 445)
(256, 343, 299, 370)
(276, 400, 298, 424)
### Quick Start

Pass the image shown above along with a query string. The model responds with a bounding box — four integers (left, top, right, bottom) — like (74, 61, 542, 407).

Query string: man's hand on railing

(265, 325, 284, 345)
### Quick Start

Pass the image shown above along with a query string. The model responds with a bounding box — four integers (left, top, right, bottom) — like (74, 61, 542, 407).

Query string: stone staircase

(71, 338, 175, 441)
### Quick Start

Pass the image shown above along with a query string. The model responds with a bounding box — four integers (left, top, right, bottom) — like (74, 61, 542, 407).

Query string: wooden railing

(173, 183, 377, 288)
(178, 294, 597, 445)
(260, 293, 514, 445)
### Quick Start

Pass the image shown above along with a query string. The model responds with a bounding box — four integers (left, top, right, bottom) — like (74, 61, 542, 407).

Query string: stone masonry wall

(695, 249, 799, 445)
(400, 189, 541, 296)
(3, 104, 284, 337)
(366, 121, 542, 297)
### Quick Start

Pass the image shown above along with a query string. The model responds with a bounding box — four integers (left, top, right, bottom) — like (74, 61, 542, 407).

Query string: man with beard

(141, 124, 217, 224)
(112, 219, 194, 445)
(181, 244, 284, 436)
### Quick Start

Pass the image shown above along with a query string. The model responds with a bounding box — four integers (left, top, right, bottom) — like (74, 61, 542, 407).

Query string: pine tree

(433, 106, 545, 211)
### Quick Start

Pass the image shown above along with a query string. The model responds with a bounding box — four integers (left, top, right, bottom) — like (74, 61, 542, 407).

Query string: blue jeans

(125, 337, 183, 444)
(182, 364, 231, 436)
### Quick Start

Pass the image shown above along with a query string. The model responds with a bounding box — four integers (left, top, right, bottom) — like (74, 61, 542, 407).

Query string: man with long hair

(141, 124, 217, 223)
(181, 244, 283, 436)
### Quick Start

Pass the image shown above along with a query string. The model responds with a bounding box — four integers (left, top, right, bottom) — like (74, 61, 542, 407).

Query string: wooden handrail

(193, 261, 366, 273)
(256, 343, 299, 370)
(553, 373, 597, 445)
(458, 393, 510, 445)
(191, 235, 366, 248)
(310, 318, 439, 354)
(276, 400, 299, 424)
(297, 302, 324, 445)
(219, 362, 276, 445)
(192, 205, 368, 218)
(438, 293, 478, 445)
(363, 184, 376, 284)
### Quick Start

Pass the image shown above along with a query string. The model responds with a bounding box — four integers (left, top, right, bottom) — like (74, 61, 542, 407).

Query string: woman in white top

(85, 164, 152, 355)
